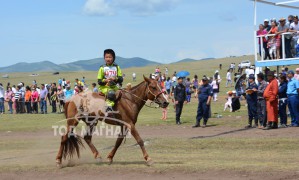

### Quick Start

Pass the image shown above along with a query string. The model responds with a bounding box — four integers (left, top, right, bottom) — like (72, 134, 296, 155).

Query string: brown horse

(55, 75, 169, 168)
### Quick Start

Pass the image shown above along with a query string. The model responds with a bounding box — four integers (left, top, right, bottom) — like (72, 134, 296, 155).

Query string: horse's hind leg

(130, 124, 153, 166)
(83, 124, 102, 162)
(55, 119, 79, 168)
(107, 126, 127, 164)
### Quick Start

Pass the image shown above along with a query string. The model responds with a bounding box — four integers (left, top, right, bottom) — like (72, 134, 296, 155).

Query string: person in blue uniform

(287, 70, 299, 127)
(193, 76, 213, 128)
(174, 76, 187, 125)
(244, 74, 259, 128)
(278, 75, 288, 128)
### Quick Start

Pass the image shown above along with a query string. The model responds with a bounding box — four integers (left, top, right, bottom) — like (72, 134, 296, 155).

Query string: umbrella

(176, 71, 190, 77)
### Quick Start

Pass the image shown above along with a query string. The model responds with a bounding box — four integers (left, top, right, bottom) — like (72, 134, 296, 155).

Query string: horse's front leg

(83, 124, 102, 162)
(130, 124, 153, 166)
(107, 125, 127, 164)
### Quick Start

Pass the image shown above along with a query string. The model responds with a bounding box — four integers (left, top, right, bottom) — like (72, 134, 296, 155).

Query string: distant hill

(0, 57, 161, 73)
(174, 57, 215, 63)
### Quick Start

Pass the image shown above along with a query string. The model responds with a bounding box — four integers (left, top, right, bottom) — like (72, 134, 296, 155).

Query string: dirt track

(1, 124, 299, 180)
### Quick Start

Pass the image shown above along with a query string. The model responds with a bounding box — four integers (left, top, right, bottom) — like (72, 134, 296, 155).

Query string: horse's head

(143, 75, 169, 108)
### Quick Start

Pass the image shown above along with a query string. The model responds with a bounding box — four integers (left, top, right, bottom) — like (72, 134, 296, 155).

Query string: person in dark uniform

(245, 75, 259, 128)
(174, 76, 187, 125)
(256, 73, 268, 128)
(193, 76, 213, 128)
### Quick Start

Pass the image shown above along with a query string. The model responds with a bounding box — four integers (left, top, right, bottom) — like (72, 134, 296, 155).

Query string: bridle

(121, 81, 165, 108)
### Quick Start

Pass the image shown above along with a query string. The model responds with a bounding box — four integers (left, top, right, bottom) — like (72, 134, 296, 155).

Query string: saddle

(98, 90, 122, 101)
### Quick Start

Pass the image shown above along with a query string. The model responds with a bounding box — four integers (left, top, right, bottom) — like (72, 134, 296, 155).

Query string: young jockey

(97, 49, 123, 112)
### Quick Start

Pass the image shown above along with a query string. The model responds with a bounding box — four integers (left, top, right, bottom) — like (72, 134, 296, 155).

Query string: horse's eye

(152, 87, 157, 90)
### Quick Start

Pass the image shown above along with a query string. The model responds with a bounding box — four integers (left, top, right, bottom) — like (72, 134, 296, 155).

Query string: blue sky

(1, 0, 299, 67)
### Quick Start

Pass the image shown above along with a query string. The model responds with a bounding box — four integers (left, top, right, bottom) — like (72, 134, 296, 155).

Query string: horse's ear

(143, 75, 151, 82)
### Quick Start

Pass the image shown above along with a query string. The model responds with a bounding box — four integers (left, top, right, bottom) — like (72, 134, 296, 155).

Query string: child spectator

(224, 91, 233, 112)
(57, 86, 65, 113)
(267, 36, 276, 59)
(161, 89, 168, 120)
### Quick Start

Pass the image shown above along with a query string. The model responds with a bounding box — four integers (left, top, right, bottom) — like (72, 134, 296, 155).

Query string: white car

(240, 60, 251, 68)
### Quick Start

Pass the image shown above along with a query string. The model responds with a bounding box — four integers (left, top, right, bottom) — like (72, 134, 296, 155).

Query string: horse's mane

(129, 81, 146, 91)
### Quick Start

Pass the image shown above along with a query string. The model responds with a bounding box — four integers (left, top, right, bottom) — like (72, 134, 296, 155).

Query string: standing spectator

(287, 15, 294, 27)
(51, 83, 58, 113)
(268, 21, 280, 59)
(132, 72, 136, 82)
(214, 70, 221, 92)
(263, 71, 279, 130)
(245, 75, 259, 128)
(257, 24, 271, 60)
(19, 83, 25, 113)
(219, 64, 222, 70)
(193, 76, 213, 128)
(14, 86, 22, 114)
(39, 84, 48, 114)
(192, 75, 199, 92)
(5, 87, 13, 114)
(161, 90, 168, 120)
(24, 86, 32, 114)
(92, 83, 98, 93)
(46, 84, 51, 106)
(171, 74, 177, 89)
(295, 68, 299, 80)
(58, 78, 62, 87)
(31, 87, 39, 114)
(61, 78, 66, 89)
(174, 77, 187, 125)
(264, 19, 271, 32)
(278, 18, 292, 58)
(81, 77, 85, 84)
(290, 16, 299, 57)
(267, 36, 277, 59)
(165, 67, 168, 75)
(278, 75, 288, 128)
(226, 69, 232, 87)
(256, 73, 268, 128)
(64, 85, 73, 101)
(281, 67, 287, 76)
(286, 70, 299, 127)
(57, 86, 65, 113)
(165, 77, 172, 95)
(210, 78, 219, 101)
(0, 83, 5, 114)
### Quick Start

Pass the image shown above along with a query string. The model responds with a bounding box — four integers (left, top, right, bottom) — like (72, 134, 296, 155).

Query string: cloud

(218, 12, 237, 22)
(83, 0, 114, 16)
(83, 0, 180, 16)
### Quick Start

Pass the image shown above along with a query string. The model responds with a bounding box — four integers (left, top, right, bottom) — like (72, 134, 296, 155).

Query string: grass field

(1, 55, 299, 179)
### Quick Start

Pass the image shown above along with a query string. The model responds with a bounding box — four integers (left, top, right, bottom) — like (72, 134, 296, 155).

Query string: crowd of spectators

(257, 15, 299, 60)
(0, 77, 90, 114)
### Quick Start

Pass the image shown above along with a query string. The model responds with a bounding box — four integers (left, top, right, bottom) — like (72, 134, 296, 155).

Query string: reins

(121, 82, 163, 109)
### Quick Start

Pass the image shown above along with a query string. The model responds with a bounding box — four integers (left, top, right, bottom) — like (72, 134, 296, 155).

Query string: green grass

(1, 55, 298, 174)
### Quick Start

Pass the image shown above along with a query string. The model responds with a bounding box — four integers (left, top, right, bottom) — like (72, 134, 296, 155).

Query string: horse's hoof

(56, 162, 62, 169)
(107, 158, 113, 165)
(96, 156, 103, 163)
(67, 159, 75, 167)
(146, 158, 154, 166)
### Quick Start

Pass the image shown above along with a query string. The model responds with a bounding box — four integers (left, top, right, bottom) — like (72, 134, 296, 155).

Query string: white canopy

(253, 0, 299, 9)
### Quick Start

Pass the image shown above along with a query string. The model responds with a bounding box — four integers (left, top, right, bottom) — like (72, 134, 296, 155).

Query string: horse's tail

(62, 133, 85, 160)
(64, 101, 70, 118)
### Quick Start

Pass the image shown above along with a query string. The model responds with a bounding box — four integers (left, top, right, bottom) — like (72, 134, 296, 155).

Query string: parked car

(240, 60, 251, 68)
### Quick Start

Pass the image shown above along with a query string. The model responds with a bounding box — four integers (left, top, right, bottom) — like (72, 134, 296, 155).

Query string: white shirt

(290, 22, 299, 38)
(132, 73, 136, 77)
(172, 76, 177, 82)
(226, 72, 231, 80)
(248, 69, 254, 76)
(0, 85, 4, 98)
(12, 87, 17, 93)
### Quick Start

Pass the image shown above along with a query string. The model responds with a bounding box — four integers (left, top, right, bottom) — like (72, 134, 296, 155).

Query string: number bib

(104, 66, 117, 79)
